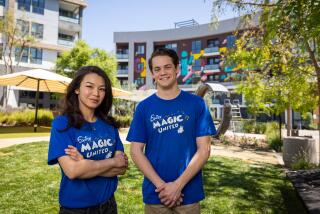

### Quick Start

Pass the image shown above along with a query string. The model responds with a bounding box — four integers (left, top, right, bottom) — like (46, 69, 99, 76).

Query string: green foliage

(291, 153, 318, 170)
(219, 134, 230, 145)
(212, 0, 320, 134)
(265, 122, 282, 152)
(0, 109, 53, 126)
(114, 115, 132, 128)
(241, 120, 266, 134)
(0, 143, 305, 213)
(56, 40, 118, 85)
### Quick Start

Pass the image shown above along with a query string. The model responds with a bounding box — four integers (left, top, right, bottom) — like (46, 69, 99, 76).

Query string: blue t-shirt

(126, 90, 216, 205)
(48, 115, 124, 208)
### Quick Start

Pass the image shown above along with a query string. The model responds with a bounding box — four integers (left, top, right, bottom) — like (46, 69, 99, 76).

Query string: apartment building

(0, 0, 86, 108)
(114, 17, 247, 119)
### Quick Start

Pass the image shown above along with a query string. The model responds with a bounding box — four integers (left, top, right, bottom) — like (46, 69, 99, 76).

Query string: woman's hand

(65, 145, 84, 161)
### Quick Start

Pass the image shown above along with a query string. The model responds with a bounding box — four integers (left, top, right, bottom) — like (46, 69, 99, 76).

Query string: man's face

(151, 55, 179, 90)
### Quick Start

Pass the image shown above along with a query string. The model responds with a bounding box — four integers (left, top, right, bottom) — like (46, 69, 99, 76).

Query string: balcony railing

(117, 69, 128, 75)
(204, 64, 219, 71)
(116, 54, 129, 59)
(204, 46, 219, 54)
(59, 16, 80, 24)
(192, 65, 201, 71)
(58, 39, 74, 46)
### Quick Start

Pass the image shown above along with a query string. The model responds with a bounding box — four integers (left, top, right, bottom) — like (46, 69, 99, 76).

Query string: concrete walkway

(0, 133, 282, 165)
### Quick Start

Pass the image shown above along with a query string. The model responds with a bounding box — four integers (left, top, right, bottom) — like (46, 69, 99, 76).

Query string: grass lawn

(0, 142, 306, 214)
(0, 126, 51, 139)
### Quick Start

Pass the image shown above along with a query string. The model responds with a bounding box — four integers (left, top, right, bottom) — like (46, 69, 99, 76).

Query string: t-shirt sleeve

(196, 99, 216, 137)
(115, 128, 124, 152)
(126, 103, 147, 143)
(47, 117, 73, 165)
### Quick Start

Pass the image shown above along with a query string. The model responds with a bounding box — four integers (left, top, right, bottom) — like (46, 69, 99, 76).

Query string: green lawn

(0, 143, 306, 214)
(0, 126, 51, 139)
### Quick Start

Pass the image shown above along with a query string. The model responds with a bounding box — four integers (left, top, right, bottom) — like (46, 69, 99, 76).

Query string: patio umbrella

(0, 69, 72, 132)
(0, 69, 132, 132)
(116, 89, 156, 102)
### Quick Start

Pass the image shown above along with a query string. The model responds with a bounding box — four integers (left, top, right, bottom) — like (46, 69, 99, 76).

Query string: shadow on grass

(202, 156, 307, 214)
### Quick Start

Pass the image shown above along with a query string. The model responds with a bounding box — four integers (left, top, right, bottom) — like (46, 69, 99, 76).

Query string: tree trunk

(287, 106, 292, 137)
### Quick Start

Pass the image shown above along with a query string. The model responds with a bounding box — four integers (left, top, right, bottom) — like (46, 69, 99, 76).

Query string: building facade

(0, 0, 86, 108)
(114, 17, 245, 119)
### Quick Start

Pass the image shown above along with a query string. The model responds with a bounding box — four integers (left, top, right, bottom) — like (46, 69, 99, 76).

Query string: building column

(128, 42, 135, 86)
(146, 40, 154, 89)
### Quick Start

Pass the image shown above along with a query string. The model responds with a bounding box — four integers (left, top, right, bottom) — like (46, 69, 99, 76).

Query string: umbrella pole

(33, 80, 40, 132)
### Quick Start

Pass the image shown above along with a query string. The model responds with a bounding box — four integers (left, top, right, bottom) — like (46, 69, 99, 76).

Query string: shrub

(242, 120, 266, 134)
(0, 109, 53, 126)
(242, 119, 255, 133)
(115, 115, 132, 128)
(291, 151, 318, 170)
(265, 122, 282, 152)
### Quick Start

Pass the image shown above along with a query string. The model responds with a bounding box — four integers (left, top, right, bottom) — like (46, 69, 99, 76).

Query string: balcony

(116, 53, 128, 59)
(203, 64, 220, 74)
(192, 65, 202, 71)
(59, 15, 79, 24)
(117, 69, 128, 77)
(58, 39, 74, 46)
(203, 47, 220, 56)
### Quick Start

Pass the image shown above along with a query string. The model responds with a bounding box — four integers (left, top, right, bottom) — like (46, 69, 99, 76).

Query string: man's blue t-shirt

(48, 115, 124, 208)
(126, 90, 216, 205)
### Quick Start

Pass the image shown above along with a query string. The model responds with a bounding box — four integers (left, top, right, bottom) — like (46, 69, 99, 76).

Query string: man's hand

(155, 182, 184, 207)
(113, 152, 128, 168)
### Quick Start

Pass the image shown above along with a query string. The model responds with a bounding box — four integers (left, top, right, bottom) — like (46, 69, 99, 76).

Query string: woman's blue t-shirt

(48, 115, 124, 208)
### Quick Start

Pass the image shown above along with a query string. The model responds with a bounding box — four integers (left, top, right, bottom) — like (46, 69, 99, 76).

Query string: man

(127, 48, 216, 214)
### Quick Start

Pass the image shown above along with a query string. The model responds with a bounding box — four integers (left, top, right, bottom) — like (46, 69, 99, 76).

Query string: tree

(56, 40, 118, 86)
(0, 11, 35, 107)
(211, 0, 319, 136)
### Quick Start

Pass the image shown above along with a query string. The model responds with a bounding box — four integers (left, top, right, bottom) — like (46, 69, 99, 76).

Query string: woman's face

(75, 73, 106, 111)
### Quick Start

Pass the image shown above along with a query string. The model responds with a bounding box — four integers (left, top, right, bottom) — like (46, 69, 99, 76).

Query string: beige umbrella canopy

(116, 89, 156, 102)
(0, 69, 132, 131)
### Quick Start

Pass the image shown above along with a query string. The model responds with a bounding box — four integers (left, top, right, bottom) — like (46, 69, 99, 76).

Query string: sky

(82, 0, 236, 53)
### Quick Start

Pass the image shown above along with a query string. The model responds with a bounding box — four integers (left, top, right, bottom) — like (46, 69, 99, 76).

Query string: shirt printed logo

(150, 112, 188, 134)
(77, 136, 114, 159)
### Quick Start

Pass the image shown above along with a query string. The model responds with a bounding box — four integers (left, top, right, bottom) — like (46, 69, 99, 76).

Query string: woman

(48, 66, 128, 214)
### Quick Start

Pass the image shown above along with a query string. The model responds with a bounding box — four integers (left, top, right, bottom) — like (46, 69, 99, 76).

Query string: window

(226, 35, 236, 48)
(165, 43, 177, 52)
(15, 47, 29, 63)
(0, 0, 5, 6)
(17, 19, 29, 36)
(207, 57, 220, 65)
(207, 39, 220, 47)
(136, 45, 145, 55)
(191, 40, 201, 53)
(30, 48, 42, 64)
(17, 0, 31, 11)
(59, 9, 75, 18)
(135, 77, 144, 85)
(32, 0, 45, 14)
(137, 63, 144, 71)
(31, 22, 43, 39)
(58, 33, 74, 41)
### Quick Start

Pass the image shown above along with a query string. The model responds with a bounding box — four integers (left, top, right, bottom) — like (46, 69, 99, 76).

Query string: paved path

(0, 132, 282, 165)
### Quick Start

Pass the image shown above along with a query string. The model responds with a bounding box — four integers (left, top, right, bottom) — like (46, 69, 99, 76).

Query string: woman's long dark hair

(61, 66, 118, 130)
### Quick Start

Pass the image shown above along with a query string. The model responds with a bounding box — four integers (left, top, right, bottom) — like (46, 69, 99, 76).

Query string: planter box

(283, 137, 319, 167)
